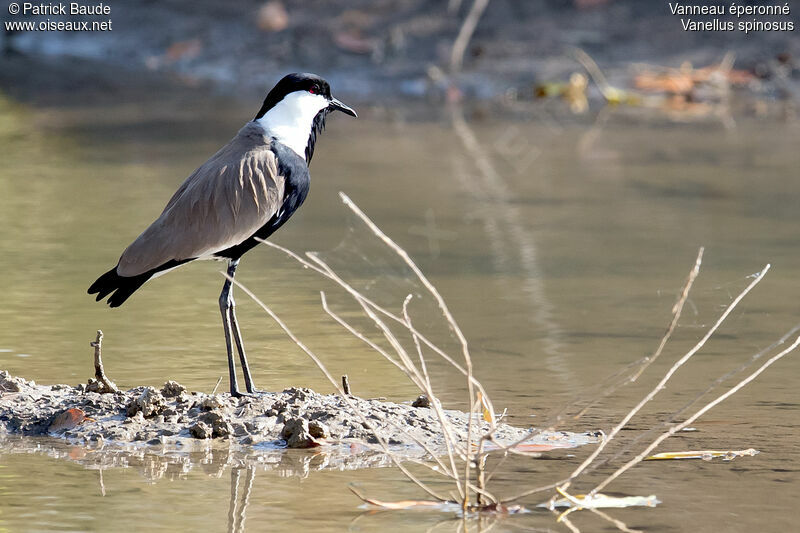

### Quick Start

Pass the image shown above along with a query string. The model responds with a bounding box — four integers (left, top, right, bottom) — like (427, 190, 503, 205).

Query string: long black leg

(219, 265, 240, 396)
(226, 260, 257, 393)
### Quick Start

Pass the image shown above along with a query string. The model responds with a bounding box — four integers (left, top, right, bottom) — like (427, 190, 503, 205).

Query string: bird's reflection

(227, 465, 256, 533)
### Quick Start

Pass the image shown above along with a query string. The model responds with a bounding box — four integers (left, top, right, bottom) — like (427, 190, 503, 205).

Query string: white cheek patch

(256, 92, 329, 159)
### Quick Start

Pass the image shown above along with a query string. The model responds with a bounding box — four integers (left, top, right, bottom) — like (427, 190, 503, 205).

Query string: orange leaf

(48, 408, 92, 433)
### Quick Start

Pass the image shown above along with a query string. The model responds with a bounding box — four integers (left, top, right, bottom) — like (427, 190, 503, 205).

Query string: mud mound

(0, 371, 600, 458)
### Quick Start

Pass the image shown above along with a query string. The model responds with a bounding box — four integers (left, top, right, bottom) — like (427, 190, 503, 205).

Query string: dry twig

(450, 0, 491, 74)
(591, 335, 800, 495)
(559, 262, 770, 493)
(89, 330, 118, 393)
(225, 272, 449, 503)
(248, 196, 795, 527)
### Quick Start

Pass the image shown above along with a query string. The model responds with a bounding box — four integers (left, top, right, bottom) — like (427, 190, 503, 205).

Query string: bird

(88, 72, 357, 397)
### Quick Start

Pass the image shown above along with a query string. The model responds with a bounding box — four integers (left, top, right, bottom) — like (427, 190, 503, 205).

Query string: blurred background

(2, 0, 798, 112)
(1, 1, 799, 532)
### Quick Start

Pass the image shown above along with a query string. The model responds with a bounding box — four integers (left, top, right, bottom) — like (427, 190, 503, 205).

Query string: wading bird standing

(88, 73, 356, 396)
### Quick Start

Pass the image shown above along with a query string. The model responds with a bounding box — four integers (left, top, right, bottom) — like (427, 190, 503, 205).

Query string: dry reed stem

(532, 241, 696, 438)
(557, 512, 582, 533)
(630, 247, 704, 382)
(263, 236, 482, 486)
(450, 0, 491, 74)
(668, 321, 800, 422)
(338, 192, 481, 510)
(560, 262, 770, 492)
(348, 292, 423, 389)
(402, 295, 467, 492)
(313, 255, 472, 473)
(518, 248, 700, 458)
(591, 334, 800, 495)
(314, 261, 421, 382)
(500, 478, 572, 504)
(403, 295, 434, 396)
(224, 272, 448, 503)
(596, 323, 800, 471)
(320, 292, 410, 377)
(320, 291, 464, 487)
(572, 48, 618, 101)
(257, 238, 490, 398)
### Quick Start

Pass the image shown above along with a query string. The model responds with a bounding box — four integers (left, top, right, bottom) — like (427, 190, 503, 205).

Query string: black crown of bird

(88, 72, 357, 397)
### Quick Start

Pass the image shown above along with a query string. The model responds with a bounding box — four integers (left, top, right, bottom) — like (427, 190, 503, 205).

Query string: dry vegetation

(228, 195, 800, 530)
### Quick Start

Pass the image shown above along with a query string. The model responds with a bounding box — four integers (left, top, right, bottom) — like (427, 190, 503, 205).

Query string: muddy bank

(0, 371, 600, 465)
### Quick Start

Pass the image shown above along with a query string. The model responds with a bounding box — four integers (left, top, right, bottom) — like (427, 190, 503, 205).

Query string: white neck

(255, 92, 329, 160)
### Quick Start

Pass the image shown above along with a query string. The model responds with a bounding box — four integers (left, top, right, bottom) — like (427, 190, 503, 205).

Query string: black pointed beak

(328, 97, 357, 117)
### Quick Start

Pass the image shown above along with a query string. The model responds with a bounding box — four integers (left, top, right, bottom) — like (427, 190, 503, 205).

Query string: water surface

(0, 88, 798, 532)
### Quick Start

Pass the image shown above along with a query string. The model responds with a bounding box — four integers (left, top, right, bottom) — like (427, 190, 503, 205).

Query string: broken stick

(90, 330, 118, 393)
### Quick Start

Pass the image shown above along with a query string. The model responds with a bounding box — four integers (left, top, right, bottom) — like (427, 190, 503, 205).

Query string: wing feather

(117, 124, 283, 277)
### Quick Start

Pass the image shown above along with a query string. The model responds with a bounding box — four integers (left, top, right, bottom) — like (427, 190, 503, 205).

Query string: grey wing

(116, 141, 284, 277)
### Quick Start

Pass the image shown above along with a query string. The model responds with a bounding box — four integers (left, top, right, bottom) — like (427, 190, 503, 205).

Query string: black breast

(215, 140, 310, 261)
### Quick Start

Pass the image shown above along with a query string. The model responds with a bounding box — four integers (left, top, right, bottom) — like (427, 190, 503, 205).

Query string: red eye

(308, 86, 317, 94)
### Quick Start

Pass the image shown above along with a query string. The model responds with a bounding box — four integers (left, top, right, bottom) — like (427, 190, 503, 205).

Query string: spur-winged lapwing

(88, 73, 356, 396)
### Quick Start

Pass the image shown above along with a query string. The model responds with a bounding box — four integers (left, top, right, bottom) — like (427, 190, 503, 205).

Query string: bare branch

(89, 330, 118, 393)
(450, 0, 491, 74)
(560, 263, 770, 492)
(591, 334, 800, 495)
(338, 192, 480, 509)
(225, 272, 449, 503)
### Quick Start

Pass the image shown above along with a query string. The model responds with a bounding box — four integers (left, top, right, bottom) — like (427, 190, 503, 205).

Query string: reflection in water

(448, 105, 568, 380)
(228, 466, 255, 533)
(0, 435, 396, 482)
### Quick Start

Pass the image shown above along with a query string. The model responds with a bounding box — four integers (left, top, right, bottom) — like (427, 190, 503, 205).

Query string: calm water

(0, 86, 799, 532)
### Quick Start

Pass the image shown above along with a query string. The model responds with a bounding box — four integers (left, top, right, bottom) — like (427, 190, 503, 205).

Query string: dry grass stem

(320, 291, 462, 483)
(667, 321, 800, 422)
(403, 295, 434, 395)
(630, 247, 703, 383)
(450, 0, 491, 74)
(339, 192, 483, 509)
(258, 238, 489, 399)
(320, 292, 408, 375)
(586, 508, 642, 533)
(319, 274, 471, 472)
(560, 262, 770, 492)
(591, 334, 800, 495)
(211, 376, 223, 395)
(225, 272, 449, 503)
(252, 197, 793, 527)
(569, 247, 702, 420)
(261, 237, 484, 498)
